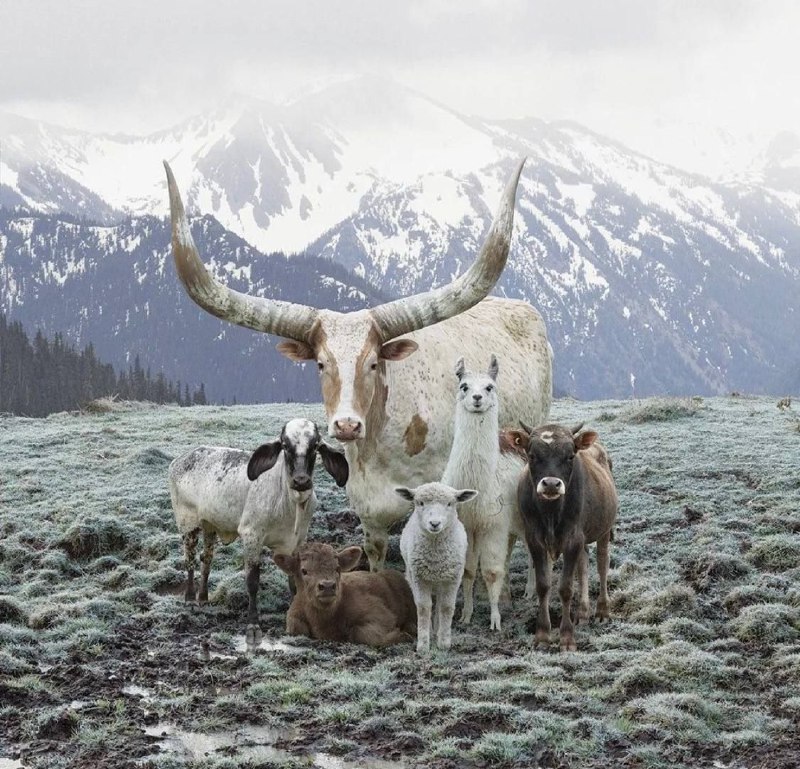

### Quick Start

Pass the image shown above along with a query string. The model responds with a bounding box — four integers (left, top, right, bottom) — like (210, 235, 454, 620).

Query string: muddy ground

(0, 396, 799, 768)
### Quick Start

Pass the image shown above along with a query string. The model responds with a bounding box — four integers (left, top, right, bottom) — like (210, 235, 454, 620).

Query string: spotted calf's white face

(454, 354, 499, 414)
(277, 311, 419, 443)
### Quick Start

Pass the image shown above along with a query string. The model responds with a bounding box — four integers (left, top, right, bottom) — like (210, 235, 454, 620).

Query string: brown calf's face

(276, 314, 418, 443)
(508, 424, 598, 501)
(273, 543, 363, 606)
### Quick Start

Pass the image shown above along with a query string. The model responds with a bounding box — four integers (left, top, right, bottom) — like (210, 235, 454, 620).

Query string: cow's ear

(272, 552, 298, 575)
(455, 489, 479, 504)
(503, 429, 530, 452)
(337, 546, 363, 572)
(318, 442, 349, 487)
(277, 340, 316, 361)
(380, 339, 418, 361)
(395, 486, 415, 502)
(574, 431, 598, 451)
(247, 440, 282, 480)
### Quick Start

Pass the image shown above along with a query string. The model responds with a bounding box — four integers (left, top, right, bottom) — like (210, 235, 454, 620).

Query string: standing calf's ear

(574, 430, 599, 451)
(318, 442, 349, 487)
(501, 429, 530, 453)
(272, 552, 298, 575)
(337, 546, 363, 572)
(247, 440, 282, 481)
(456, 489, 479, 504)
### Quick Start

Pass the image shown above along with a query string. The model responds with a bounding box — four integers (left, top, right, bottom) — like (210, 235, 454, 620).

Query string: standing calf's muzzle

(537, 477, 566, 500)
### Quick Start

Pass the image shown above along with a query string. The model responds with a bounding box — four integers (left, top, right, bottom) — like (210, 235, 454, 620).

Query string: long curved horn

(164, 161, 318, 341)
(371, 158, 526, 341)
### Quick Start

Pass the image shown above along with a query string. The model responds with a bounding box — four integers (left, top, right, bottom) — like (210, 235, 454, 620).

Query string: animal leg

(183, 529, 199, 602)
(460, 529, 478, 624)
(363, 525, 389, 572)
(558, 545, 581, 651)
(198, 529, 216, 605)
(501, 532, 516, 604)
(595, 531, 611, 621)
(436, 582, 460, 650)
(478, 528, 508, 631)
(414, 584, 433, 654)
(286, 606, 311, 638)
(576, 547, 590, 623)
(524, 547, 536, 601)
(531, 545, 552, 648)
(245, 558, 262, 646)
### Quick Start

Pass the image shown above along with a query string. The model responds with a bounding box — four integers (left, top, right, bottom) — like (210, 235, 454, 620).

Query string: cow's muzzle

(332, 418, 363, 442)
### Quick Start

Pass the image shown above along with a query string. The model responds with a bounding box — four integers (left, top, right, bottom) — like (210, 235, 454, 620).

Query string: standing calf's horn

(164, 157, 526, 342)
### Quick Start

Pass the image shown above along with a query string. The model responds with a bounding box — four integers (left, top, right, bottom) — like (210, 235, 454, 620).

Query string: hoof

(245, 624, 262, 649)
(533, 631, 550, 649)
(490, 616, 502, 632)
(560, 637, 577, 652)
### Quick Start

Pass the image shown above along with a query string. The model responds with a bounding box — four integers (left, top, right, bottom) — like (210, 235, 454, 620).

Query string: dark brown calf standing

(273, 543, 416, 647)
(509, 423, 618, 651)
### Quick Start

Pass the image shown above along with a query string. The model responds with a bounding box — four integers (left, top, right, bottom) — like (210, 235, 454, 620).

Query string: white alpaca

(441, 355, 510, 630)
(397, 482, 477, 653)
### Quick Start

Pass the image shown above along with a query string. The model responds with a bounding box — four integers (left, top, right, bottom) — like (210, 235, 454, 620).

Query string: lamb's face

(396, 482, 478, 536)
(454, 355, 499, 414)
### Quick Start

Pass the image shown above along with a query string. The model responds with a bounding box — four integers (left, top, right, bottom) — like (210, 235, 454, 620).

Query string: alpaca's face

(454, 355, 499, 414)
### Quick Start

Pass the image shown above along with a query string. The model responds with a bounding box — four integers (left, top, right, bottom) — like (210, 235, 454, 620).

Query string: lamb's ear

(454, 357, 466, 380)
(272, 552, 298, 575)
(455, 489, 479, 504)
(487, 354, 499, 381)
(337, 546, 363, 572)
(318, 442, 349, 487)
(247, 440, 282, 481)
(395, 487, 415, 502)
(574, 430, 598, 451)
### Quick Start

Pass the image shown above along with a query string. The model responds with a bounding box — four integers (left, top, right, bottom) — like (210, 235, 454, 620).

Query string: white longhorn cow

(164, 159, 552, 571)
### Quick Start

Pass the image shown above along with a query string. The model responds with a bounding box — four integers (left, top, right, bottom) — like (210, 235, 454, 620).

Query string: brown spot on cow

(404, 414, 428, 456)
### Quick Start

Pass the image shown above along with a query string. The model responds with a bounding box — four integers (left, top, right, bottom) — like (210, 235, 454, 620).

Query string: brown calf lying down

(273, 542, 417, 647)
(507, 422, 618, 651)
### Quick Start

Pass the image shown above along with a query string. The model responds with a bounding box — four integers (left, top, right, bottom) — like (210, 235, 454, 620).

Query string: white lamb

(441, 354, 510, 630)
(396, 482, 477, 653)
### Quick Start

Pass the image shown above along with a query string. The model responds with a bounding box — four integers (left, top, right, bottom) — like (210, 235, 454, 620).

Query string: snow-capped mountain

(2, 76, 800, 400)
(0, 209, 385, 403)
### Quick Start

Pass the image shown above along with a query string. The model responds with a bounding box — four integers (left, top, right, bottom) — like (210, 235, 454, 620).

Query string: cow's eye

(301, 568, 308, 576)
(370, 362, 378, 371)
(317, 362, 325, 371)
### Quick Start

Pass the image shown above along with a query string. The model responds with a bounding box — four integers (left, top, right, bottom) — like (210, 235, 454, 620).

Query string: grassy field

(0, 395, 799, 768)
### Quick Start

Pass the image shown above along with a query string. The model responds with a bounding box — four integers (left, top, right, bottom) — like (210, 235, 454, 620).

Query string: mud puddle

(141, 723, 406, 768)
(142, 722, 291, 763)
(233, 634, 305, 655)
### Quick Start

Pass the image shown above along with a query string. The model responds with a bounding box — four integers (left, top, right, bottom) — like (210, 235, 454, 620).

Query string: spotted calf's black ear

(272, 552, 298, 575)
(247, 440, 282, 481)
(318, 442, 349, 487)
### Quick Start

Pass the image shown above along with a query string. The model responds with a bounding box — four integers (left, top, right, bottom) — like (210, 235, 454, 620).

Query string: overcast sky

(2, 1, 798, 169)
